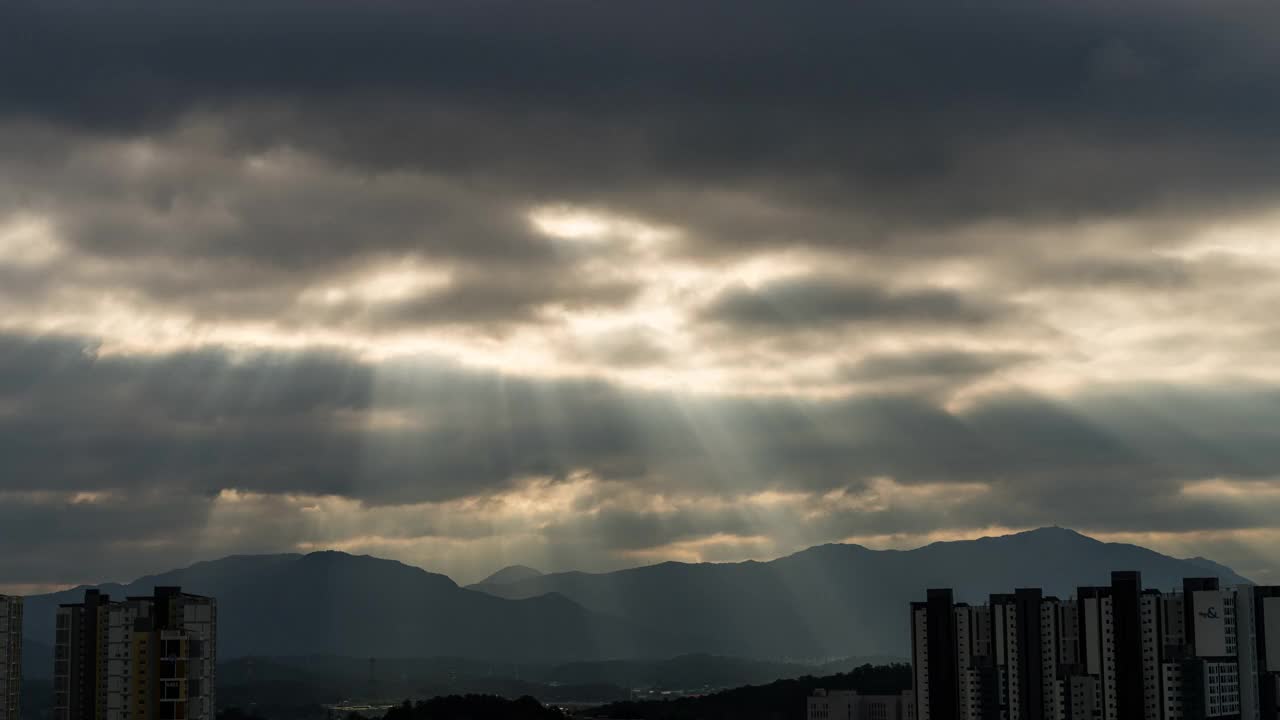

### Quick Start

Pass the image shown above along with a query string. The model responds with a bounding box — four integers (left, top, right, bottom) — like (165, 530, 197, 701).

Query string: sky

(3, 0, 1280, 592)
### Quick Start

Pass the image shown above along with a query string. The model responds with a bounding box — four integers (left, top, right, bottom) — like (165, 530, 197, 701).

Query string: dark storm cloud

(842, 349, 1032, 383)
(561, 332, 672, 368)
(4, 329, 1280, 581)
(0, 129, 527, 270)
(0, 333, 664, 504)
(0, 491, 216, 584)
(3, 1, 1280, 584)
(0, 121, 647, 332)
(1003, 252, 1280, 293)
(0, 0, 1276, 367)
(3, 0, 1280, 234)
(0, 335, 375, 496)
(4, 331, 1280, 507)
(701, 279, 1011, 330)
(352, 273, 641, 330)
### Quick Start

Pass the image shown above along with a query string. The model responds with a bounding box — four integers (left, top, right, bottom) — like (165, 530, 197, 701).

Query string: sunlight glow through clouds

(0, 213, 63, 268)
(209, 473, 612, 538)
(617, 533, 779, 564)
(0, 582, 78, 595)
(836, 526, 1031, 551)
(1087, 528, 1280, 583)
(329, 407, 424, 431)
(200, 476, 971, 580)
(527, 204, 680, 249)
(205, 482, 606, 581)
(1180, 477, 1280, 499)
(298, 259, 452, 307)
(1170, 210, 1280, 264)
(5, 0, 1280, 595)
(0, 489, 121, 506)
(819, 477, 992, 514)
(4, 162, 1280, 405)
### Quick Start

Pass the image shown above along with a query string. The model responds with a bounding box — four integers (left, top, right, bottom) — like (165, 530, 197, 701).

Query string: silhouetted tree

(380, 694, 564, 720)
(589, 663, 911, 720)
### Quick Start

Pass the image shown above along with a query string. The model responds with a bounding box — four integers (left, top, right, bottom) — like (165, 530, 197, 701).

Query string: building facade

(912, 573, 1280, 720)
(55, 587, 216, 720)
(0, 595, 21, 720)
(810, 689, 916, 720)
(915, 589, 961, 720)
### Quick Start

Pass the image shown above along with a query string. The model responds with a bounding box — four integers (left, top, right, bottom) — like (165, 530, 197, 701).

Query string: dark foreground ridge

(220, 695, 566, 720)
(385, 696, 565, 720)
(209, 664, 910, 720)
(585, 664, 911, 720)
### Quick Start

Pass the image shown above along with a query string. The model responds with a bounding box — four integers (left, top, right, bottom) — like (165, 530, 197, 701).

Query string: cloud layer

(2, 0, 1280, 588)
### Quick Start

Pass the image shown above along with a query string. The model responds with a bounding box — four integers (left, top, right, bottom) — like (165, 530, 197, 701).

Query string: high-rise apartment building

(1244, 584, 1280, 717)
(54, 587, 216, 720)
(0, 595, 22, 720)
(916, 588, 1083, 720)
(911, 573, 1280, 720)
(915, 588, 961, 720)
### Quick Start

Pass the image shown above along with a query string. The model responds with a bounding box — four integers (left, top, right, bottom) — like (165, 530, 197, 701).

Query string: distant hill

(20, 552, 678, 664)
(19, 528, 1252, 665)
(472, 527, 1253, 658)
(471, 565, 544, 590)
(1184, 555, 1247, 580)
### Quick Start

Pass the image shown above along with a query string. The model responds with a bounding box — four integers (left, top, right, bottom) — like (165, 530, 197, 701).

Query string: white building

(55, 587, 216, 720)
(809, 689, 915, 720)
(912, 575, 1280, 720)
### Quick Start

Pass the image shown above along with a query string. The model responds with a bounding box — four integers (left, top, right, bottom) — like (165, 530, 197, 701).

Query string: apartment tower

(912, 573, 1280, 720)
(54, 587, 216, 720)
(914, 588, 961, 720)
(0, 595, 21, 720)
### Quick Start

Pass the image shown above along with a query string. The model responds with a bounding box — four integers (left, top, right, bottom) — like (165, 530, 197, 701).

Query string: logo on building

(1198, 607, 1219, 620)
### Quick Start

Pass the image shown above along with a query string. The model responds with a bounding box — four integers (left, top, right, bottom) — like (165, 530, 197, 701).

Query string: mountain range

(20, 527, 1252, 672)
(21, 551, 677, 668)
(469, 526, 1252, 659)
